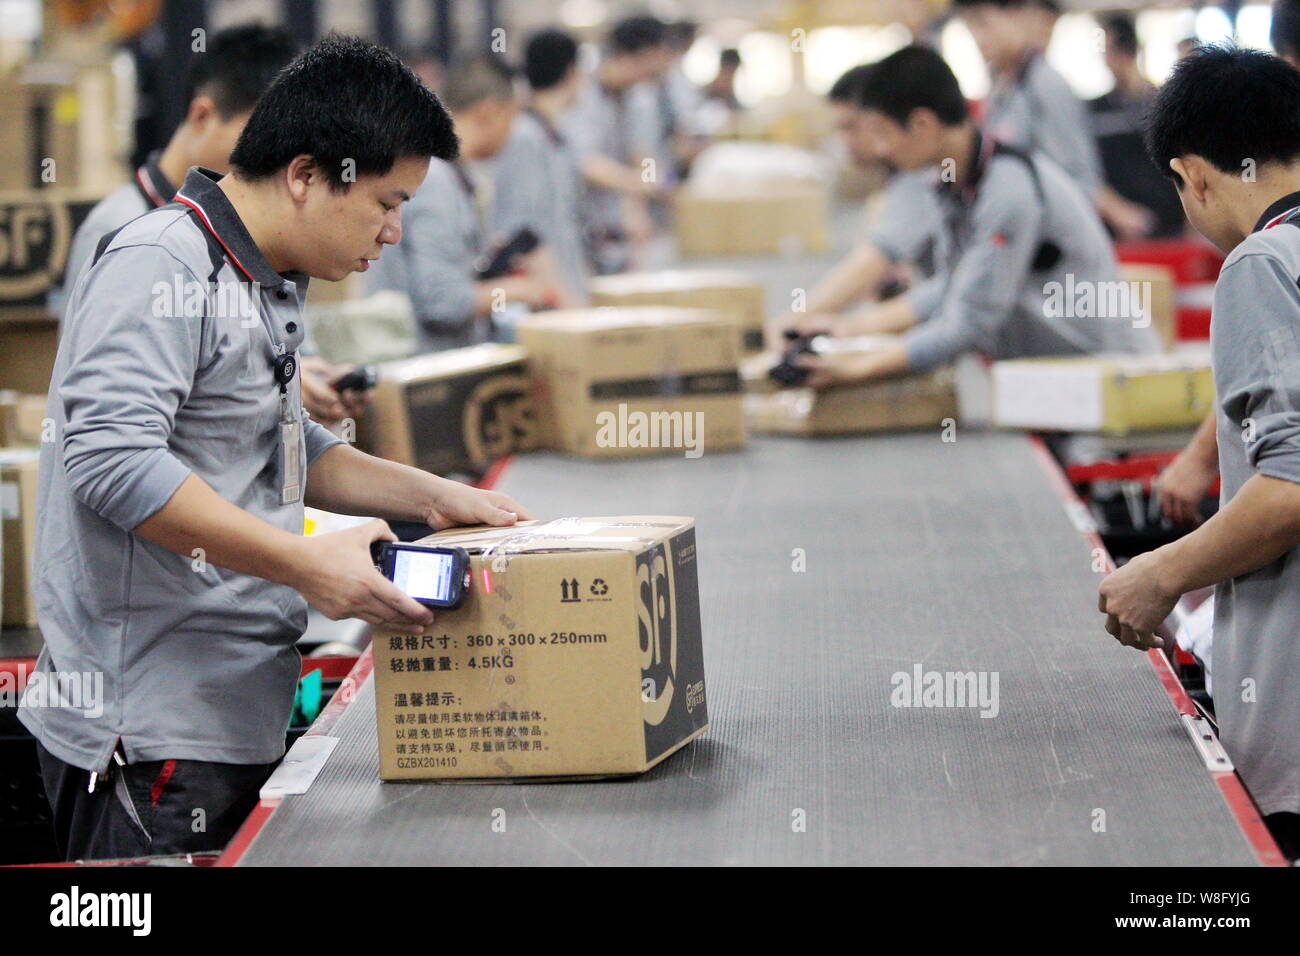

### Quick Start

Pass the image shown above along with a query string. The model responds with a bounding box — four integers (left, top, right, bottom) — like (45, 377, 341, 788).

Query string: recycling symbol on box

(590, 579, 608, 596)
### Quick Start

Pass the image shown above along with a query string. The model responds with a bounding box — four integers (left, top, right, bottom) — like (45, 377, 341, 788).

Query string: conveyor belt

(236, 431, 1261, 865)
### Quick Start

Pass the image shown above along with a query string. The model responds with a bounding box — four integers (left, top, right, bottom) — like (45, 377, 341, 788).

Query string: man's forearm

(1158, 473, 1300, 593)
(805, 244, 889, 315)
(133, 473, 307, 586)
(584, 154, 652, 196)
(1184, 411, 1219, 467)
(837, 294, 919, 337)
(304, 442, 449, 522)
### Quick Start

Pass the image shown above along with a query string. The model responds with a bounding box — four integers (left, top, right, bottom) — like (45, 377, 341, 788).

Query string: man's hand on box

(796, 350, 874, 389)
(293, 518, 433, 634)
(301, 355, 348, 426)
(1097, 550, 1177, 651)
(423, 480, 534, 531)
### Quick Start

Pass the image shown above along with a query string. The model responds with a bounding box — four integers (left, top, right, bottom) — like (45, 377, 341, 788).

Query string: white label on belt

(259, 735, 340, 799)
(1, 482, 18, 519)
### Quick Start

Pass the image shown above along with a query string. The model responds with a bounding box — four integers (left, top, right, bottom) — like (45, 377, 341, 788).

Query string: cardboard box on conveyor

(373, 516, 708, 781)
(992, 345, 1215, 435)
(356, 343, 538, 478)
(740, 340, 960, 436)
(518, 307, 744, 458)
(587, 269, 766, 354)
(672, 183, 830, 258)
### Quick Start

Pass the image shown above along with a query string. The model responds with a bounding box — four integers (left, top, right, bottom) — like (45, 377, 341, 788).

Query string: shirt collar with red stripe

(173, 166, 297, 289)
(134, 151, 176, 209)
(1253, 189, 1300, 233)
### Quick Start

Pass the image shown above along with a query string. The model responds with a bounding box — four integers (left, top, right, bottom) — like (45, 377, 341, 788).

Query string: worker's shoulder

(980, 150, 1042, 206)
(94, 204, 208, 278)
(74, 182, 148, 242)
(1222, 225, 1300, 283)
(1025, 55, 1075, 100)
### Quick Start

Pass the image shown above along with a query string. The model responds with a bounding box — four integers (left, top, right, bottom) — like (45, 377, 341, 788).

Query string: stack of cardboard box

(587, 270, 766, 354)
(518, 307, 745, 458)
(672, 183, 831, 258)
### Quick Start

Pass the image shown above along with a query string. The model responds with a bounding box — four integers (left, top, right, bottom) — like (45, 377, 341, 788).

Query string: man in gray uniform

(366, 56, 562, 351)
(799, 47, 1157, 388)
(20, 37, 531, 861)
(491, 29, 588, 304)
(777, 64, 942, 342)
(1099, 46, 1300, 861)
(562, 15, 673, 273)
(954, 0, 1156, 240)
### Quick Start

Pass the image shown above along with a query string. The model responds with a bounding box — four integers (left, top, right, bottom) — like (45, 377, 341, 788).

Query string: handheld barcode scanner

(372, 541, 472, 609)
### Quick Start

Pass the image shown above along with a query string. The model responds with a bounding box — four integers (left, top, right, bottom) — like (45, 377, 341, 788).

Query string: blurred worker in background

(796, 46, 1158, 387)
(563, 14, 674, 273)
(1100, 46, 1300, 860)
(953, 0, 1155, 240)
(1154, 0, 1300, 526)
(366, 55, 569, 351)
(491, 28, 589, 305)
(1089, 13, 1185, 239)
(703, 48, 742, 111)
(774, 64, 941, 343)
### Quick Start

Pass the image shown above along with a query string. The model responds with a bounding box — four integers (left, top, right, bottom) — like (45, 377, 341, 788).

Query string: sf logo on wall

(638, 543, 677, 726)
(0, 197, 75, 301)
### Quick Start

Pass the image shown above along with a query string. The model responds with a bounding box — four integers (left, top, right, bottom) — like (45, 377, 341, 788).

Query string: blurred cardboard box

(0, 391, 47, 446)
(0, 60, 122, 194)
(357, 344, 537, 477)
(1, 448, 39, 627)
(673, 184, 830, 258)
(0, 318, 59, 394)
(588, 269, 766, 354)
(0, 189, 99, 314)
(992, 346, 1215, 435)
(741, 351, 959, 435)
(518, 307, 744, 458)
(373, 516, 708, 780)
(1118, 263, 1177, 350)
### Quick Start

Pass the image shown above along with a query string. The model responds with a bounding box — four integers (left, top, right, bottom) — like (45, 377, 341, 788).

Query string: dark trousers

(1265, 812, 1300, 863)
(36, 741, 276, 862)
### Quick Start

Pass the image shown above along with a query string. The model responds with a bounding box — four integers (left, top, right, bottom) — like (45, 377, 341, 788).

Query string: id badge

(278, 390, 303, 505)
(280, 419, 302, 504)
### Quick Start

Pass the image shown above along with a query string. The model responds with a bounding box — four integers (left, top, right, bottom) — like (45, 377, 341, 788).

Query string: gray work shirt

(903, 133, 1160, 371)
(562, 70, 635, 246)
(865, 168, 941, 277)
(1207, 191, 1300, 816)
(491, 109, 589, 302)
(19, 167, 343, 773)
(54, 154, 175, 322)
(364, 157, 486, 352)
(983, 54, 1102, 198)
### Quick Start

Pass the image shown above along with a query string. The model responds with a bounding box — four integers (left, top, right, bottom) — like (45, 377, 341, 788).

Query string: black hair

(828, 64, 873, 104)
(440, 53, 516, 111)
(524, 28, 579, 90)
(1145, 44, 1300, 186)
(668, 20, 698, 51)
(1032, 0, 1060, 13)
(1102, 13, 1139, 58)
(229, 34, 458, 190)
(607, 15, 667, 54)
(1272, 0, 1300, 60)
(719, 48, 742, 69)
(185, 22, 299, 119)
(857, 46, 968, 126)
